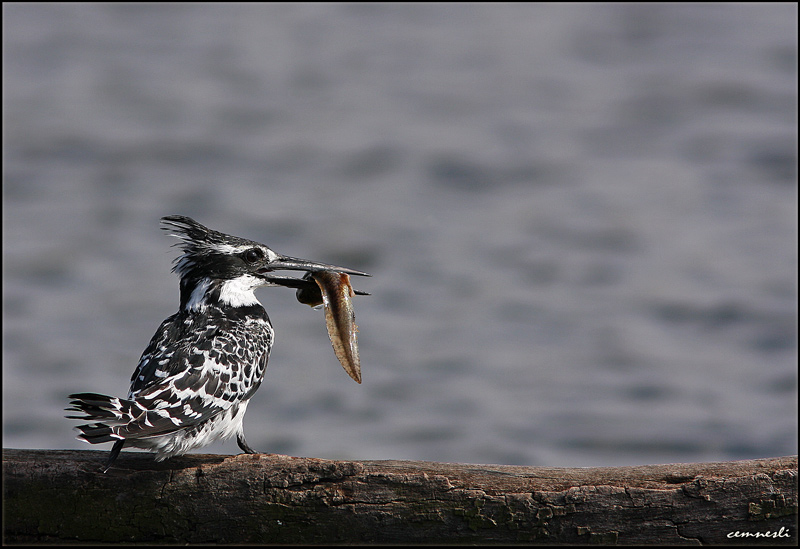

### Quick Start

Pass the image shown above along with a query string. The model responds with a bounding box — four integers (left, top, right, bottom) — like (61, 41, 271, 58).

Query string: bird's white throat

(186, 276, 262, 311)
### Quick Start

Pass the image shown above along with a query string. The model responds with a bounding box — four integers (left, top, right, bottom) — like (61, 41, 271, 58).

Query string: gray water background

(3, 3, 796, 467)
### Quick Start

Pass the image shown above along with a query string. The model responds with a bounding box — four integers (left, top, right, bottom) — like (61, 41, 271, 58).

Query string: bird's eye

(243, 248, 265, 263)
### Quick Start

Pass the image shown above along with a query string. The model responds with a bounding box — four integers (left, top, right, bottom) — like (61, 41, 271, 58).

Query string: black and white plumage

(66, 215, 369, 471)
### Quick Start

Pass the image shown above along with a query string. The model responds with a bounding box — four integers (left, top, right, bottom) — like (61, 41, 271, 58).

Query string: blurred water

(3, 3, 796, 467)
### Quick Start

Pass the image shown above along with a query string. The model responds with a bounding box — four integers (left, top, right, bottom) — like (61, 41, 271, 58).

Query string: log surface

(3, 449, 797, 545)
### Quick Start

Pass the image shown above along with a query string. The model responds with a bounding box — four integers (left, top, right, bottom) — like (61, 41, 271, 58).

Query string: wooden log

(3, 449, 796, 545)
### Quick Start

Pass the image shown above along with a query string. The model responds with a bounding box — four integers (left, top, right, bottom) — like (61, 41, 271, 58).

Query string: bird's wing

(129, 312, 213, 396)
(118, 310, 271, 439)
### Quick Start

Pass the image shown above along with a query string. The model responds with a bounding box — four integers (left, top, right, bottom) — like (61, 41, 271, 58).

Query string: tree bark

(3, 449, 796, 545)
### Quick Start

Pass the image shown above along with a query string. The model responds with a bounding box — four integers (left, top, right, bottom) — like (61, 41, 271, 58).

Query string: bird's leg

(102, 439, 125, 473)
(237, 433, 258, 454)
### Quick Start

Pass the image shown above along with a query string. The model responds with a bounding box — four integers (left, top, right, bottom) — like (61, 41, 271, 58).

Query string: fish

(295, 275, 325, 307)
(297, 271, 362, 384)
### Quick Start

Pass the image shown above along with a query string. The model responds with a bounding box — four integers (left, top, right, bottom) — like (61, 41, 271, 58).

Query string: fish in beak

(260, 256, 368, 384)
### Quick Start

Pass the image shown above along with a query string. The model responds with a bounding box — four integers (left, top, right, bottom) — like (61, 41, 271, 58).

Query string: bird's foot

(101, 439, 126, 473)
(237, 433, 259, 454)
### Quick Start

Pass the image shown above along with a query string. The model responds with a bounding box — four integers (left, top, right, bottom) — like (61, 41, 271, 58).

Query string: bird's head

(161, 215, 369, 311)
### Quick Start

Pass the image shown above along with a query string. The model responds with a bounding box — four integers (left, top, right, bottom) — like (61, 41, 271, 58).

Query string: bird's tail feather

(66, 392, 144, 445)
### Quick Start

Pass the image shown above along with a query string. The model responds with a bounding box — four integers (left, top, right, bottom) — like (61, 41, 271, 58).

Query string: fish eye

(243, 248, 265, 263)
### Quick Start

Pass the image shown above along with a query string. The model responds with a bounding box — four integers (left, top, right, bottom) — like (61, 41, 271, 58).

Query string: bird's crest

(160, 215, 265, 279)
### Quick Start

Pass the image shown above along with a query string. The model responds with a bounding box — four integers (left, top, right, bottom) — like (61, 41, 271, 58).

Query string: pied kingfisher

(66, 215, 369, 471)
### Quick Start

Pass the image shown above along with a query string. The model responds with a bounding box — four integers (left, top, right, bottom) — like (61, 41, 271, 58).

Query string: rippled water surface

(3, 3, 796, 466)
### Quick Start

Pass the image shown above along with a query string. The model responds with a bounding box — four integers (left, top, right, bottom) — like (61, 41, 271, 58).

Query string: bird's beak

(267, 255, 371, 278)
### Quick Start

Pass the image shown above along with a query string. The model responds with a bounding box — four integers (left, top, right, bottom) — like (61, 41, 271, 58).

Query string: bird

(66, 215, 370, 472)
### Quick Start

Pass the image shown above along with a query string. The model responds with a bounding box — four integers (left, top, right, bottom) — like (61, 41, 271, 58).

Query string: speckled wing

(120, 306, 272, 440)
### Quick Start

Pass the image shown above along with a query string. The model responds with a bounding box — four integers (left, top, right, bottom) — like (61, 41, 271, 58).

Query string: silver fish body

(298, 271, 362, 384)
